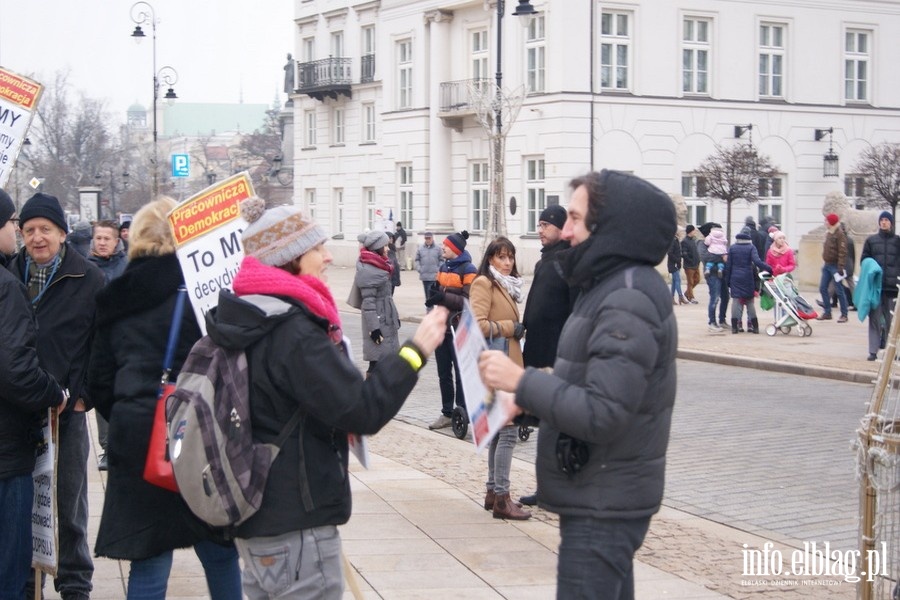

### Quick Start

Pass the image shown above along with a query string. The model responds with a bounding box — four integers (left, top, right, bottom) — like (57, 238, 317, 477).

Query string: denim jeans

(707, 275, 721, 325)
(236, 526, 343, 600)
(557, 515, 651, 600)
(869, 295, 896, 354)
(819, 263, 848, 317)
(670, 271, 682, 298)
(127, 540, 241, 600)
(434, 329, 465, 417)
(487, 425, 518, 495)
(0, 474, 33, 600)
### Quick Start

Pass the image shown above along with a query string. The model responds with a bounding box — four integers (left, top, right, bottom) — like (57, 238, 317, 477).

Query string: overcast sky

(0, 0, 295, 123)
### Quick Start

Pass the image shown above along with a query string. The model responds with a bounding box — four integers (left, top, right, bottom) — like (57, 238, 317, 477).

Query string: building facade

(287, 0, 900, 268)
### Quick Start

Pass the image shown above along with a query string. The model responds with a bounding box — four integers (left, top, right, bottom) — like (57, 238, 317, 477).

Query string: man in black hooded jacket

(480, 170, 677, 599)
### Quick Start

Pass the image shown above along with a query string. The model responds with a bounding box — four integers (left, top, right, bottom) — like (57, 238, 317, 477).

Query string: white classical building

(286, 0, 900, 267)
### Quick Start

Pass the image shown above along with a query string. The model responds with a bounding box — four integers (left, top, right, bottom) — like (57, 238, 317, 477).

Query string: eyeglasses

(537, 222, 549, 230)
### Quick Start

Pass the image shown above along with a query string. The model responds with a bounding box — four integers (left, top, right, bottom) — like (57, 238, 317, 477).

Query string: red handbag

(143, 287, 187, 492)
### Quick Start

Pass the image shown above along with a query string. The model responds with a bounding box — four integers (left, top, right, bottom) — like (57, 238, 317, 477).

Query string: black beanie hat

(20, 193, 68, 233)
(0, 188, 15, 228)
(698, 222, 721, 238)
(443, 230, 469, 255)
(539, 204, 567, 230)
(685, 224, 695, 235)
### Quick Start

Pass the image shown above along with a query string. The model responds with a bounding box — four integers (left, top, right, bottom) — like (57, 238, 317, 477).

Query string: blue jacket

(854, 257, 883, 322)
(725, 237, 770, 299)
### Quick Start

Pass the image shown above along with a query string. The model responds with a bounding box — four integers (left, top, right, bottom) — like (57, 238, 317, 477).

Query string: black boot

(731, 318, 740, 334)
(749, 318, 759, 334)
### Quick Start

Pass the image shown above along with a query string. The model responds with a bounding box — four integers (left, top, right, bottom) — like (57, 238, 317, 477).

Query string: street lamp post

(486, 0, 536, 241)
(130, 1, 178, 199)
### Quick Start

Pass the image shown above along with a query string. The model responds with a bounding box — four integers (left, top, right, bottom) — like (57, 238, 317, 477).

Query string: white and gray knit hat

(240, 197, 327, 266)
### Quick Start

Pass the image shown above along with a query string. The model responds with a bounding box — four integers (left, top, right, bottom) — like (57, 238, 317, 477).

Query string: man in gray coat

(480, 170, 677, 599)
(414, 231, 441, 308)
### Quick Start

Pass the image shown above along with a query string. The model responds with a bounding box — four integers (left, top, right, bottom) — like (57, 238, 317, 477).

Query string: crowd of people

(4, 174, 891, 599)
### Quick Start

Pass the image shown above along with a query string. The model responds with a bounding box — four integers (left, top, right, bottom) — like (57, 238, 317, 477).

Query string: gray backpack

(167, 313, 301, 527)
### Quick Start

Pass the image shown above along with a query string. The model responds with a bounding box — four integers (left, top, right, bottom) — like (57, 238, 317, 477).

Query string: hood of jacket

(95, 253, 182, 327)
(560, 170, 676, 289)
(445, 250, 474, 270)
(206, 290, 307, 353)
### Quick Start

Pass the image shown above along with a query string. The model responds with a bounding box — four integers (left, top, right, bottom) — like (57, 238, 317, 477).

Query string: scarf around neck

(769, 242, 791, 257)
(359, 248, 393, 273)
(489, 265, 523, 303)
(233, 256, 342, 340)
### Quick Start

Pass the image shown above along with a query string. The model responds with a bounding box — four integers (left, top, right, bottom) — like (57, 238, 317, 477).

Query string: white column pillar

(425, 10, 454, 232)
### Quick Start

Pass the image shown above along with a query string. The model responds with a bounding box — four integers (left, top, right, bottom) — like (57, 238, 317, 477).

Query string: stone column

(424, 10, 454, 232)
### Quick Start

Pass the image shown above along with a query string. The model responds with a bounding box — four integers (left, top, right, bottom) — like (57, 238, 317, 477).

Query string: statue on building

(283, 53, 295, 106)
(822, 191, 881, 237)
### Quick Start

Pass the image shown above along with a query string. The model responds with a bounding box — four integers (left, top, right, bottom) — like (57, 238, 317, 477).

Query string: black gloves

(370, 329, 384, 345)
(513, 322, 526, 340)
(425, 288, 446, 308)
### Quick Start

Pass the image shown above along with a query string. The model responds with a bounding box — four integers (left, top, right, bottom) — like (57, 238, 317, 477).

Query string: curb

(677, 349, 876, 385)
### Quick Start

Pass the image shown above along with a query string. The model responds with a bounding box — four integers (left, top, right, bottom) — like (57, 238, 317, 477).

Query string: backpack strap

(272, 408, 304, 449)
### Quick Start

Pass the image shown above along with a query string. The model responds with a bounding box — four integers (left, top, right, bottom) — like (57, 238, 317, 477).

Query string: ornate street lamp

(815, 127, 840, 178)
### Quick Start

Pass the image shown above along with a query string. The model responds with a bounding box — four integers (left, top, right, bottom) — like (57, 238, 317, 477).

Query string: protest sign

(168, 172, 253, 333)
(32, 408, 59, 576)
(0, 67, 42, 188)
(452, 301, 513, 452)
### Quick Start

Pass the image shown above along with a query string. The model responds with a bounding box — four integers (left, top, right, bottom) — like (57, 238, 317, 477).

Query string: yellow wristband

(399, 346, 424, 372)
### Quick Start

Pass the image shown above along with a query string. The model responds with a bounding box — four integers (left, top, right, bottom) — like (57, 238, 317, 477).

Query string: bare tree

(853, 142, 900, 222)
(695, 143, 778, 240)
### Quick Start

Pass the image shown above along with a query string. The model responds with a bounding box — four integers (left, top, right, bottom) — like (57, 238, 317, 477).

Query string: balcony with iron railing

(297, 57, 353, 101)
(438, 79, 491, 131)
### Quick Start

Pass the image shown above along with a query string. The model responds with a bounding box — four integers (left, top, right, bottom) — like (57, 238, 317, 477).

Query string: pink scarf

(359, 248, 393, 273)
(769, 241, 791, 257)
(233, 256, 342, 341)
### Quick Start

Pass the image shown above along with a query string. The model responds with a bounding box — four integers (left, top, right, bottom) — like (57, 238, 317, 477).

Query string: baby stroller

(760, 272, 818, 337)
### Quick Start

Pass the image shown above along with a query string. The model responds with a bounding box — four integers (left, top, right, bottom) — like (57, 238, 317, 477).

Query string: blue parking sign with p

(172, 154, 190, 178)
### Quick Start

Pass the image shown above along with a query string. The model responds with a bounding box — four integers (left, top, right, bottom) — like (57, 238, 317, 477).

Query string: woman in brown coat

(469, 237, 531, 520)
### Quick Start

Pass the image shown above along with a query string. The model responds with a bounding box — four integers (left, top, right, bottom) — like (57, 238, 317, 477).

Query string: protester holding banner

(6, 192, 105, 600)
(87, 197, 240, 599)
(0, 188, 68, 598)
(469, 236, 531, 521)
(206, 197, 447, 599)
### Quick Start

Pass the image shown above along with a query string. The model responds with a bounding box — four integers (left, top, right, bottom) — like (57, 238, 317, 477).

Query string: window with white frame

(303, 37, 315, 62)
(759, 23, 785, 98)
(600, 11, 631, 90)
(364, 187, 377, 229)
(757, 176, 784, 225)
(304, 109, 316, 147)
(362, 103, 376, 143)
(471, 162, 489, 231)
(305, 188, 317, 221)
(525, 158, 546, 233)
(845, 30, 870, 102)
(471, 29, 489, 83)
(398, 164, 413, 228)
(681, 174, 708, 226)
(334, 188, 344, 235)
(397, 39, 413, 109)
(361, 25, 376, 82)
(682, 17, 710, 95)
(362, 26, 375, 55)
(526, 15, 546, 93)
(332, 107, 344, 144)
(331, 31, 344, 57)
(845, 174, 867, 209)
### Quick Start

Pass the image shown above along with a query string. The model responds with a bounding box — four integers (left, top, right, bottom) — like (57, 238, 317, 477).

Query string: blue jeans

(127, 540, 240, 599)
(557, 515, 651, 600)
(707, 275, 721, 325)
(435, 329, 465, 417)
(670, 271, 682, 298)
(0, 474, 33, 600)
(819, 264, 848, 317)
(487, 425, 518, 495)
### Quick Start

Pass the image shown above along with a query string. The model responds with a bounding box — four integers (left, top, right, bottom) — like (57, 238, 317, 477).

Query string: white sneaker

(707, 324, 725, 333)
(428, 415, 452, 430)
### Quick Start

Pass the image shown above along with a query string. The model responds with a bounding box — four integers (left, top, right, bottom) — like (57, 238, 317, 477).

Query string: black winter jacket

(666, 238, 682, 273)
(862, 230, 900, 297)
(7, 246, 104, 411)
(522, 240, 572, 369)
(680, 237, 700, 269)
(207, 288, 421, 539)
(724, 238, 771, 299)
(0, 257, 64, 480)
(87, 254, 218, 560)
(515, 170, 677, 520)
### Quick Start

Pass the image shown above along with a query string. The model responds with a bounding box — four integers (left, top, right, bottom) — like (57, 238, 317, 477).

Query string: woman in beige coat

(470, 237, 531, 520)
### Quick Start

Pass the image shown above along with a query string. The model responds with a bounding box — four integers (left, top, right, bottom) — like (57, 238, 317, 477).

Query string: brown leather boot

(492, 493, 532, 520)
(484, 489, 495, 511)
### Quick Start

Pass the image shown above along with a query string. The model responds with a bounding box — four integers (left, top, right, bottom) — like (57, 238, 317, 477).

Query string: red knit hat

(825, 213, 839, 226)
